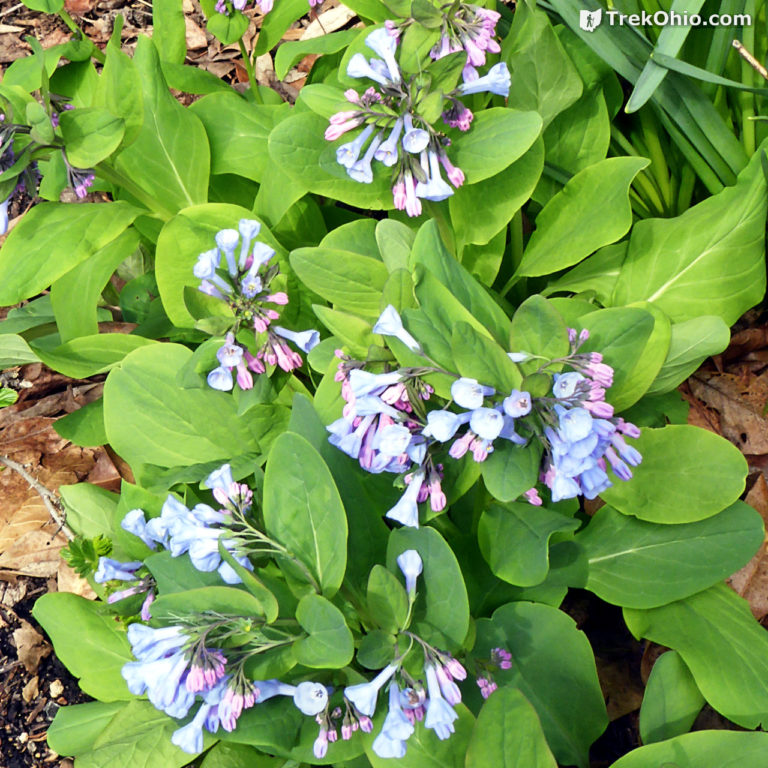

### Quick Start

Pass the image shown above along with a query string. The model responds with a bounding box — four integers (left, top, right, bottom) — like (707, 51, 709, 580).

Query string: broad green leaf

(293, 593, 354, 668)
(503, 3, 582, 127)
(482, 440, 542, 503)
(509, 295, 570, 375)
(103, 343, 265, 468)
(363, 706, 474, 768)
(93, 28, 144, 147)
(32, 593, 132, 701)
(190, 95, 288, 184)
(638, 651, 704, 744)
(59, 107, 125, 167)
(387, 527, 469, 649)
(54, 399, 108, 448)
(286, 394, 393, 588)
(320, 218, 380, 259)
(479, 502, 579, 586)
(575, 306, 656, 412)
(376, 218, 415, 271)
(269, 112, 393, 210)
(217, 696, 299, 756)
(607, 302, 671, 412)
(624, 584, 768, 729)
(577, 503, 763, 608)
(476, 602, 607, 768)
(451, 137, 544, 247)
(59, 484, 119, 538)
(612, 147, 767, 324)
(610, 731, 768, 768)
(151, 586, 268, 621)
(465, 687, 557, 768)
(77, 700, 205, 768)
(535, 88, 610, 206)
(290, 247, 389, 317)
(21, 0, 63, 11)
(0, 333, 39, 367)
(47, 701, 126, 757)
(263, 432, 347, 596)
(450, 109, 543, 184)
(201, 743, 283, 768)
(517, 157, 648, 277)
(31, 333, 156, 378)
(409, 220, 512, 344)
(254, 0, 307, 53)
(452, 323, 521, 391)
(543, 242, 626, 304)
(275, 29, 359, 79)
(202, 0, 249, 44)
(152, 0, 187, 64)
(357, 629, 397, 669)
(145, 550, 223, 593)
(601, 425, 747, 523)
(51, 228, 140, 342)
(647, 315, 730, 395)
(114, 37, 209, 214)
(155, 203, 282, 327)
(366, 564, 408, 634)
(0, 202, 140, 305)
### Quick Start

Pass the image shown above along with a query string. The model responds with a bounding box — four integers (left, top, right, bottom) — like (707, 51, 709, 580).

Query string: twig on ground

(0, 455, 74, 541)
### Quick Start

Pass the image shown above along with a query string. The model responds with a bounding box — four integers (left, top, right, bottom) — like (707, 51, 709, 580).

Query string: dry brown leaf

(688, 371, 768, 454)
(300, 3, 356, 39)
(184, 16, 208, 50)
(85, 448, 121, 492)
(255, 52, 274, 85)
(22, 675, 39, 703)
(728, 474, 768, 620)
(13, 620, 51, 674)
(57, 560, 96, 600)
(595, 655, 644, 720)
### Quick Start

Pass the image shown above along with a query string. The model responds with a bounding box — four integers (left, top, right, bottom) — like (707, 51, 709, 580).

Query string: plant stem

(239, 39, 263, 104)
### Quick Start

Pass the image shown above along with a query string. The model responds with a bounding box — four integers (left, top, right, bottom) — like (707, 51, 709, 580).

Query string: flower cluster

(193, 221, 319, 390)
(122, 620, 330, 754)
(93, 556, 155, 619)
(117, 463, 254, 585)
(324, 27, 510, 216)
(327, 305, 642, 524)
(0, 115, 39, 235)
(429, 2, 502, 83)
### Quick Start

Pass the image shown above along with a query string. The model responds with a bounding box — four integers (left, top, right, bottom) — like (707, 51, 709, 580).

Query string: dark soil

(1, 575, 89, 768)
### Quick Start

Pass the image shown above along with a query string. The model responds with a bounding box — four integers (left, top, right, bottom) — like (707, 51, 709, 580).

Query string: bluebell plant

(325, 27, 510, 216)
(328, 306, 643, 526)
(193, 221, 320, 390)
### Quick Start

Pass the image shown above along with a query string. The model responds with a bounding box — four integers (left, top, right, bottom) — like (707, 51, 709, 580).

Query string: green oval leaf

(293, 593, 354, 668)
(600, 425, 748, 523)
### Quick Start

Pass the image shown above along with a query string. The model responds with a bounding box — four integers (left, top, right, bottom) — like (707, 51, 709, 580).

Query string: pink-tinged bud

(140, 591, 154, 620)
(403, 173, 421, 218)
(589, 351, 602, 363)
(617, 419, 641, 439)
(359, 716, 373, 733)
(470, 437, 490, 462)
(439, 154, 465, 187)
(392, 181, 407, 210)
(345, 88, 361, 103)
(449, 431, 474, 459)
(260, 0, 274, 11)
(325, 118, 364, 141)
(244, 349, 265, 374)
(254, 316, 268, 333)
(266, 291, 289, 305)
(265, 351, 277, 366)
(584, 400, 614, 418)
(266, 309, 280, 320)
(236, 362, 254, 390)
(523, 487, 543, 506)
(328, 729, 338, 743)
(568, 328, 577, 343)
(429, 478, 446, 512)
(444, 657, 467, 681)
(329, 110, 359, 124)
(342, 723, 353, 740)
(580, 329, 590, 343)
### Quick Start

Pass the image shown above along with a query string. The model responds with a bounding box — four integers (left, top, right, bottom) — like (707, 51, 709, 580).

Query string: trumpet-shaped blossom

(451, 377, 494, 410)
(396, 549, 423, 595)
(458, 62, 511, 97)
(344, 663, 399, 717)
(385, 470, 425, 528)
(365, 28, 401, 82)
(372, 305, 422, 353)
(424, 664, 459, 740)
(94, 557, 143, 583)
